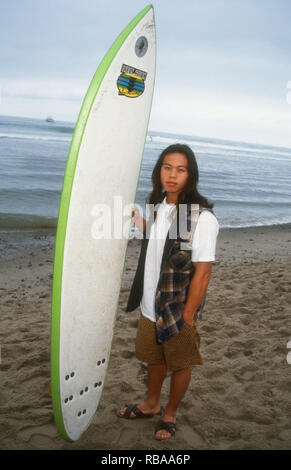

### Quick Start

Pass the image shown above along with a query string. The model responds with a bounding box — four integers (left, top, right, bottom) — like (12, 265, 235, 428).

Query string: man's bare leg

(119, 363, 167, 417)
(155, 367, 191, 439)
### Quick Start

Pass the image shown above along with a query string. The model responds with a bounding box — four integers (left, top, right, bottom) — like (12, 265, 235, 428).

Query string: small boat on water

(45, 116, 55, 123)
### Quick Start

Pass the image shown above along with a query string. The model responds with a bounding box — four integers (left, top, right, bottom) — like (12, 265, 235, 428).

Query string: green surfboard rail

(50, 4, 154, 442)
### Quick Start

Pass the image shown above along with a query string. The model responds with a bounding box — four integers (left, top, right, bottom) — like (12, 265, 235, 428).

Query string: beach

(0, 224, 291, 450)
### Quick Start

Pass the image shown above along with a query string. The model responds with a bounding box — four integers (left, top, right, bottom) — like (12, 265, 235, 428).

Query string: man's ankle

(163, 406, 177, 420)
(145, 399, 161, 410)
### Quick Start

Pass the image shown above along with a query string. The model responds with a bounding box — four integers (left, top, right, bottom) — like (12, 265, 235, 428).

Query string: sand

(0, 224, 291, 450)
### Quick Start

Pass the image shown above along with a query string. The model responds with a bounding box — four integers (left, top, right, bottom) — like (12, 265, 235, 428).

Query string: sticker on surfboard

(117, 64, 147, 98)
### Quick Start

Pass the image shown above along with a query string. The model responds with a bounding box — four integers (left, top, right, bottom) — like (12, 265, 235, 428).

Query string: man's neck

(166, 194, 178, 205)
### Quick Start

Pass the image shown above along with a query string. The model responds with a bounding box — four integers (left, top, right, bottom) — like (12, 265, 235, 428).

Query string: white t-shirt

(140, 198, 219, 322)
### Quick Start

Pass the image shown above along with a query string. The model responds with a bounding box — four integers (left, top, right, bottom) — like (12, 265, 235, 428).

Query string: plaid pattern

(155, 204, 209, 344)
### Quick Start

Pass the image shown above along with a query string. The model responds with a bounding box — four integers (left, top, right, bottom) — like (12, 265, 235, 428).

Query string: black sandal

(117, 403, 163, 419)
(155, 419, 176, 440)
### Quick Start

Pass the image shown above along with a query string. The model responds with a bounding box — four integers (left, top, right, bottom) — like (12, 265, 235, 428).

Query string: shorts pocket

(182, 322, 200, 346)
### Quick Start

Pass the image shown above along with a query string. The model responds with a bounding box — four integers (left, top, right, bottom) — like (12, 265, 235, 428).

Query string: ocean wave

(0, 188, 61, 198)
(0, 133, 71, 143)
(195, 148, 291, 164)
(214, 198, 291, 207)
(147, 134, 291, 161)
(219, 218, 291, 229)
(148, 132, 291, 158)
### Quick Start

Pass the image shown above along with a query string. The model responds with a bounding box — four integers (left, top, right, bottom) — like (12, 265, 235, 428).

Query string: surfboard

(50, 4, 156, 442)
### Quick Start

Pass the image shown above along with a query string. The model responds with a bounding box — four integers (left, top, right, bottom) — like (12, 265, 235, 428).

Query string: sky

(1, 0, 291, 148)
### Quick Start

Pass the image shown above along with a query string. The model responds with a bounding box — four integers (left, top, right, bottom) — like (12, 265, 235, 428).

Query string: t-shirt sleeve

(191, 210, 219, 262)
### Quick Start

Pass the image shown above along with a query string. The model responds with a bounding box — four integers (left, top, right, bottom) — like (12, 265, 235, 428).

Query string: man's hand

(131, 205, 145, 232)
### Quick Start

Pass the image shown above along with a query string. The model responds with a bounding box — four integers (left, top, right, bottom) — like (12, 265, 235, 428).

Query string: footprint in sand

(180, 424, 206, 449)
(120, 350, 135, 359)
(17, 424, 59, 448)
(116, 423, 144, 448)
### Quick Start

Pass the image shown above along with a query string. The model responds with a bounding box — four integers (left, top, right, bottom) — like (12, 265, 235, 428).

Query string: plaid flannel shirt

(154, 204, 210, 343)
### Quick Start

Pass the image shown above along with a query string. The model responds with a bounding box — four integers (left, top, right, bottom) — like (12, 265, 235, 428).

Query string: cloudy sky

(1, 0, 291, 147)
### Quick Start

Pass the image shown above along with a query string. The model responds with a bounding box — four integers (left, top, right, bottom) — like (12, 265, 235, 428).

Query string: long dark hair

(148, 143, 214, 209)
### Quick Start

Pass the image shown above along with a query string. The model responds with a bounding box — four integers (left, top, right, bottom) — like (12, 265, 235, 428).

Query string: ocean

(0, 114, 291, 231)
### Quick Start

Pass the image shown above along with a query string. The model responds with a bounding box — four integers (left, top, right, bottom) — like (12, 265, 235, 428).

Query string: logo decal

(117, 64, 147, 98)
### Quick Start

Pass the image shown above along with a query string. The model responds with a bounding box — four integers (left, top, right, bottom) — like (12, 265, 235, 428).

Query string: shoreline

(1, 223, 290, 272)
(1, 221, 291, 234)
(0, 221, 290, 256)
(0, 223, 290, 449)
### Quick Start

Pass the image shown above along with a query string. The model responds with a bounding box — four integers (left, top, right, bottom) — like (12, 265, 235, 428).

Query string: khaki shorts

(135, 312, 203, 371)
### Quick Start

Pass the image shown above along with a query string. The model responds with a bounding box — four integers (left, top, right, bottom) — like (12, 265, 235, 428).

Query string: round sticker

(135, 36, 148, 57)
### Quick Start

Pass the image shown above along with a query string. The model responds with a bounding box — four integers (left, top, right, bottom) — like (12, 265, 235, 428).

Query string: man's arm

(182, 262, 213, 325)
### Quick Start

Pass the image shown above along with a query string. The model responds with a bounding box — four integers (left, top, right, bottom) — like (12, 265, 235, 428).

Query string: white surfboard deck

(51, 5, 156, 442)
